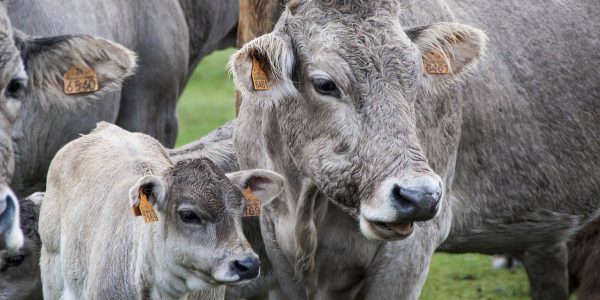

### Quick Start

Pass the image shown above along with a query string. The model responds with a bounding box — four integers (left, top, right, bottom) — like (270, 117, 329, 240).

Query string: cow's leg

(358, 239, 435, 300)
(522, 242, 569, 300)
(39, 245, 63, 299)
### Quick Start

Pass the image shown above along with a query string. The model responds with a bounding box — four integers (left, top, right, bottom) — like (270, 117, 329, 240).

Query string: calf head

(128, 158, 284, 289)
(231, 0, 486, 241)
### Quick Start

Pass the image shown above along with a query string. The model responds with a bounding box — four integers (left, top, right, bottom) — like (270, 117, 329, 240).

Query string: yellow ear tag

(134, 191, 159, 223)
(251, 56, 270, 91)
(242, 187, 261, 217)
(63, 64, 100, 94)
(423, 51, 451, 75)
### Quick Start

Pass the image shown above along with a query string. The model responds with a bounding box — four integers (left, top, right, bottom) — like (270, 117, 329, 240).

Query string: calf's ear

(16, 33, 137, 107)
(226, 169, 285, 204)
(406, 22, 486, 92)
(128, 175, 168, 211)
(229, 33, 296, 108)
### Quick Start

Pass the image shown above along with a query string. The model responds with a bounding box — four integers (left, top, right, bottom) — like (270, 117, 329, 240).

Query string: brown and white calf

(39, 123, 284, 300)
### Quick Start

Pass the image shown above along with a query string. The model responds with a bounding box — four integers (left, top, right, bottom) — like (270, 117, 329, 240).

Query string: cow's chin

(359, 216, 414, 241)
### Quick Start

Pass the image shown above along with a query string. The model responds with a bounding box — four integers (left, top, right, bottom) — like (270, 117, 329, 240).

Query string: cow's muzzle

(359, 175, 442, 241)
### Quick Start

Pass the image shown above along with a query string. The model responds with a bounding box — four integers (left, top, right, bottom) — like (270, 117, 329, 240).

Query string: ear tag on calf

(133, 191, 159, 223)
(251, 56, 270, 91)
(242, 187, 261, 217)
(423, 51, 451, 75)
(63, 64, 100, 94)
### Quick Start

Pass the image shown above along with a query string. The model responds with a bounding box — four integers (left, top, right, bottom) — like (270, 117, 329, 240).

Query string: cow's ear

(129, 175, 168, 212)
(16, 33, 136, 107)
(226, 169, 285, 205)
(406, 22, 486, 91)
(229, 33, 296, 107)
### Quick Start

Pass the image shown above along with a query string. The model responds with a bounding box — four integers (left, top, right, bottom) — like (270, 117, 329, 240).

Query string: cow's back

(401, 0, 600, 252)
(40, 122, 171, 298)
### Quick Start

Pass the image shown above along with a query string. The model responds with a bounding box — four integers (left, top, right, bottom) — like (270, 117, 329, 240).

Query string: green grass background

(176, 49, 533, 299)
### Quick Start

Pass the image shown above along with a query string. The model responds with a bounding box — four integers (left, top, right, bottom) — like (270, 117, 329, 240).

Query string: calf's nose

(391, 175, 442, 221)
(231, 256, 260, 280)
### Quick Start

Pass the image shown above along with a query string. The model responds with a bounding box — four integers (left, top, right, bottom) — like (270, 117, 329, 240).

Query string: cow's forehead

(287, 11, 420, 92)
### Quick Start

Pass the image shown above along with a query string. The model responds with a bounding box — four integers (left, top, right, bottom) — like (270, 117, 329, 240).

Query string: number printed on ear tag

(251, 56, 270, 91)
(242, 187, 261, 217)
(63, 64, 100, 94)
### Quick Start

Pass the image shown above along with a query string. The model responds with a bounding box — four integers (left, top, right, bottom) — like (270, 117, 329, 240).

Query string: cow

(39, 123, 285, 300)
(230, 0, 600, 299)
(0, 192, 44, 300)
(4, 0, 239, 196)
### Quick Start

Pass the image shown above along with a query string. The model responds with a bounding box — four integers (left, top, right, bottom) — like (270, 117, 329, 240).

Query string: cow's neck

(177, 0, 237, 73)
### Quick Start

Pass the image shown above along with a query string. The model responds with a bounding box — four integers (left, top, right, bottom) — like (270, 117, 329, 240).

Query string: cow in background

(5, 0, 240, 196)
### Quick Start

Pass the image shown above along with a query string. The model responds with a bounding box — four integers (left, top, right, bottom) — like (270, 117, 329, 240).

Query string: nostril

(391, 184, 419, 213)
(231, 257, 260, 280)
(233, 260, 249, 272)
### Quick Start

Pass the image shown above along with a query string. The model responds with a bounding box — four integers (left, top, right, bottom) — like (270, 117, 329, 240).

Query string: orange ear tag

(423, 51, 451, 75)
(251, 56, 270, 91)
(133, 192, 159, 223)
(242, 187, 261, 217)
(63, 64, 100, 94)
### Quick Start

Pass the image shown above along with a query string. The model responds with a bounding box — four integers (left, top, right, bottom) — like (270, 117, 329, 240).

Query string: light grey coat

(230, 0, 600, 299)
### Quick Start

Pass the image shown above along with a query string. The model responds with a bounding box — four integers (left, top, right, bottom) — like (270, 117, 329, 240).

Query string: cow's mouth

(362, 218, 414, 240)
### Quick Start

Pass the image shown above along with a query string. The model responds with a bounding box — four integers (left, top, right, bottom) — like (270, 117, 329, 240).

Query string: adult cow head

(231, 0, 486, 241)
(0, 1, 135, 248)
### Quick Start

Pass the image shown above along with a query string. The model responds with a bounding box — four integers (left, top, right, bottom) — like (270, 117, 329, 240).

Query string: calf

(39, 123, 284, 299)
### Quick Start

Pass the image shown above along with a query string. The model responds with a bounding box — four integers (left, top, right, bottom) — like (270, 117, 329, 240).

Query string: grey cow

(5, 0, 239, 196)
(230, 0, 600, 299)
(39, 123, 285, 300)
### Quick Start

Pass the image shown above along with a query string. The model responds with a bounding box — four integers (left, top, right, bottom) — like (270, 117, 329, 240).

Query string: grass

(176, 49, 533, 299)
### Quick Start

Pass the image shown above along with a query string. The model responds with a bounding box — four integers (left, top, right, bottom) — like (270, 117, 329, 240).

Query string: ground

(176, 49, 533, 300)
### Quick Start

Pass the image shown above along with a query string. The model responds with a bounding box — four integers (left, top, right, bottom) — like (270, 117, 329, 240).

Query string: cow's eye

(5, 77, 26, 99)
(179, 210, 202, 224)
(312, 78, 341, 98)
(4, 254, 25, 269)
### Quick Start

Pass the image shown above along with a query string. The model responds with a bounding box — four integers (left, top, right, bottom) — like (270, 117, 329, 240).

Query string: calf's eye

(312, 78, 341, 98)
(179, 210, 202, 224)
